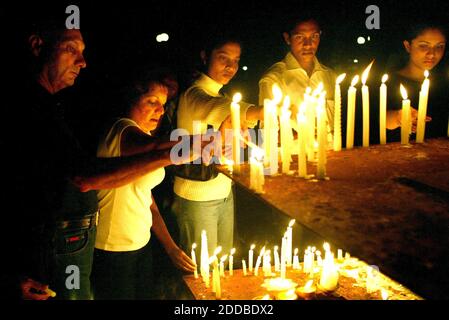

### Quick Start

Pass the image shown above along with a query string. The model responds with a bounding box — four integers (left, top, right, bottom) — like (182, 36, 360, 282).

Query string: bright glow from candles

(214, 246, 222, 256)
(272, 84, 283, 105)
(424, 70, 429, 78)
(357, 36, 366, 44)
(312, 82, 324, 96)
(230, 248, 236, 255)
(306, 87, 312, 95)
(294, 248, 298, 255)
(232, 92, 242, 104)
(381, 289, 389, 300)
(220, 254, 228, 262)
(382, 74, 389, 84)
(192, 243, 197, 250)
(361, 60, 374, 85)
(351, 75, 360, 87)
(400, 84, 408, 100)
(288, 219, 295, 228)
(354, 59, 359, 63)
(242, 66, 248, 71)
(304, 280, 314, 290)
(336, 73, 346, 85)
(323, 242, 330, 252)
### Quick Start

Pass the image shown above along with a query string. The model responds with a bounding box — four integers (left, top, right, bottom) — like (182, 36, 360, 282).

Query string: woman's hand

(166, 245, 197, 273)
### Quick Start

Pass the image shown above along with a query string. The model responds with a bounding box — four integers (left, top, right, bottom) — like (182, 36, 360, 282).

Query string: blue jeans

(52, 224, 96, 300)
(172, 190, 234, 262)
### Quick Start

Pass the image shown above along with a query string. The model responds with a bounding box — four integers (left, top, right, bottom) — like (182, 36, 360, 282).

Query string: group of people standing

(2, 10, 447, 300)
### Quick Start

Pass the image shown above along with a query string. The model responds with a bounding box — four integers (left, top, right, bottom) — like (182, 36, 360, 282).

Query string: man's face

(206, 42, 241, 85)
(284, 20, 321, 65)
(42, 29, 87, 93)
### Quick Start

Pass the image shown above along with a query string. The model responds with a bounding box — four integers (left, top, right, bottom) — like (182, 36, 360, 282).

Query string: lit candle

(229, 248, 236, 276)
(254, 246, 265, 276)
(200, 230, 210, 287)
(400, 84, 411, 145)
(263, 98, 272, 167)
(337, 249, 343, 262)
(220, 254, 228, 277)
(333, 73, 346, 151)
(230, 93, 242, 173)
(249, 244, 255, 273)
(286, 219, 295, 266)
(270, 85, 282, 175)
(209, 247, 222, 297)
(281, 236, 286, 279)
(296, 280, 316, 300)
(316, 250, 323, 267)
(304, 87, 315, 161)
(293, 248, 300, 270)
(361, 60, 374, 147)
(319, 251, 339, 291)
(280, 96, 293, 174)
(274, 246, 280, 272)
(242, 259, 247, 276)
(250, 148, 265, 194)
(379, 74, 388, 145)
(416, 70, 430, 143)
(317, 92, 327, 180)
(191, 243, 198, 279)
(297, 103, 308, 178)
(346, 75, 360, 149)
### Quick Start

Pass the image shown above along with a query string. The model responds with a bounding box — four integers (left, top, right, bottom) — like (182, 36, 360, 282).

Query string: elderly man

(5, 18, 195, 300)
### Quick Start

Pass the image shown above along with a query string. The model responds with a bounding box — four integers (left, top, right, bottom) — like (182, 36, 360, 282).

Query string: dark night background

(3, 0, 449, 150)
(1, 0, 449, 300)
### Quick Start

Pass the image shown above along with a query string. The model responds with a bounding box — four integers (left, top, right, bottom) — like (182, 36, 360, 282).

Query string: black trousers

(91, 241, 153, 300)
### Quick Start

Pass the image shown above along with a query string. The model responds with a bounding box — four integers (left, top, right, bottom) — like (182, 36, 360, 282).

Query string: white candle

(316, 250, 323, 267)
(254, 247, 265, 276)
(274, 246, 280, 272)
(231, 93, 242, 173)
(317, 92, 327, 180)
(380, 74, 388, 145)
(286, 219, 295, 266)
(220, 255, 228, 277)
(229, 248, 235, 276)
(281, 237, 286, 279)
(337, 249, 343, 262)
(361, 61, 374, 147)
(213, 260, 221, 299)
(250, 148, 265, 194)
(263, 99, 272, 167)
(416, 71, 430, 143)
(304, 88, 315, 161)
(320, 252, 339, 291)
(249, 244, 255, 273)
(297, 103, 308, 178)
(293, 248, 300, 270)
(242, 259, 247, 276)
(346, 75, 360, 149)
(191, 243, 198, 279)
(333, 73, 346, 151)
(400, 84, 411, 145)
(280, 96, 292, 174)
(200, 230, 210, 287)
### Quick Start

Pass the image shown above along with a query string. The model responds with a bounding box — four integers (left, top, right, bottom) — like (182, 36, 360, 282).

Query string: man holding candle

(258, 15, 336, 143)
(385, 22, 448, 141)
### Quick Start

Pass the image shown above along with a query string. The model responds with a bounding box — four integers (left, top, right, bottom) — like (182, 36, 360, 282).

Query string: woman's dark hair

(405, 22, 447, 42)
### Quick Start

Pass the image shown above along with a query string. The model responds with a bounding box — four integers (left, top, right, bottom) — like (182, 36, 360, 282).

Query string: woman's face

(130, 83, 167, 133)
(205, 42, 241, 85)
(404, 28, 446, 72)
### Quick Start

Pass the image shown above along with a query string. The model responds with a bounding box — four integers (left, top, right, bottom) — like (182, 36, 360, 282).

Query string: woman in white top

(173, 35, 263, 258)
(93, 72, 196, 299)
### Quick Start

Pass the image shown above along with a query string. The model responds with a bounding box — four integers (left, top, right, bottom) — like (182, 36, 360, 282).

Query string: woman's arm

(150, 196, 196, 272)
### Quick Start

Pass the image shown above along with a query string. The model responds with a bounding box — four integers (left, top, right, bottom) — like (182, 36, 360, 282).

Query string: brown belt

(57, 211, 98, 230)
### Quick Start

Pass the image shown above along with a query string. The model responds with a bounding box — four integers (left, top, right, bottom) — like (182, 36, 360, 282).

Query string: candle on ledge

(229, 248, 236, 276)
(249, 244, 255, 273)
(250, 148, 265, 194)
(270, 85, 282, 175)
(191, 243, 198, 279)
(293, 248, 300, 270)
(274, 246, 280, 272)
(304, 87, 315, 161)
(280, 95, 293, 174)
(333, 73, 346, 151)
(361, 60, 374, 147)
(281, 236, 286, 279)
(297, 102, 308, 178)
(286, 219, 295, 266)
(296, 280, 316, 300)
(230, 93, 242, 173)
(254, 246, 265, 276)
(400, 84, 411, 145)
(316, 250, 323, 267)
(200, 230, 210, 287)
(316, 92, 327, 180)
(416, 70, 430, 143)
(379, 74, 388, 145)
(220, 254, 228, 277)
(346, 75, 360, 149)
(242, 259, 247, 276)
(263, 98, 272, 167)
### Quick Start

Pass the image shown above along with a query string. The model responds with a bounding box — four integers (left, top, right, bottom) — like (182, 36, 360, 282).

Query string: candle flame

(351, 75, 360, 87)
(250, 147, 264, 162)
(202, 230, 207, 236)
(316, 250, 321, 256)
(214, 246, 222, 256)
(272, 84, 283, 105)
(304, 280, 314, 290)
(382, 74, 388, 83)
(230, 248, 236, 255)
(294, 248, 298, 255)
(260, 246, 266, 255)
(220, 254, 228, 262)
(274, 245, 278, 251)
(192, 243, 197, 249)
(381, 289, 389, 300)
(336, 73, 346, 84)
(361, 60, 375, 85)
(400, 84, 408, 100)
(232, 92, 242, 104)
(424, 70, 429, 78)
(312, 82, 324, 96)
(288, 219, 296, 227)
(323, 242, 331, 252)
(261, 294, 271, 300)
(305, 87, 312, 95)
(282, 95, 291, 111)
(250, 244, 256, 250)
(311, 247, 316, 252)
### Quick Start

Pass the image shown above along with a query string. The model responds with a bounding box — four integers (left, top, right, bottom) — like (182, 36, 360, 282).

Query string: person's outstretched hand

(166, 245, 197, 273)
